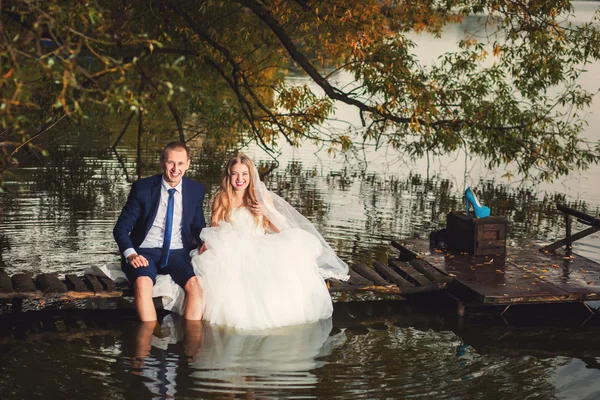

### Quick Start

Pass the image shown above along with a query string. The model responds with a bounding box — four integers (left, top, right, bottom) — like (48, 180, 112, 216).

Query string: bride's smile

(230, 163, 250, 192)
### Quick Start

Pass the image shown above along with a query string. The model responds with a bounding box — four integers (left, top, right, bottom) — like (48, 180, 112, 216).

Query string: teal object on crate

(465, 187, 490, 218)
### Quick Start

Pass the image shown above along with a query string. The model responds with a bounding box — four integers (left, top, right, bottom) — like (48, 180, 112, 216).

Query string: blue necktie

(160, 188, 176, 268)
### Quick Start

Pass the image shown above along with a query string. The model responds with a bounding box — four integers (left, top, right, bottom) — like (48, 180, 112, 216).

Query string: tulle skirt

(192, 222, 333, 330)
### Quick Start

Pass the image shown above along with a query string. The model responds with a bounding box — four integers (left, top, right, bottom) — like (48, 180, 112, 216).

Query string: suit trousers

(121, 248, 195, 289)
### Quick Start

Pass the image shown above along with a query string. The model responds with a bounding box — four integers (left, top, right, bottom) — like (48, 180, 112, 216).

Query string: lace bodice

(228, 207, 265, 236)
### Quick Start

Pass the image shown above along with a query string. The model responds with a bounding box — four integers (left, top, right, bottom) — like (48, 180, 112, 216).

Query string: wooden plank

(409, 259, 454, 284)
(328, 278, 345, 288)
(391, 240, 418, 260)
(351, 263, 390, 286)
(374, 261, 414, 287)
(478, 240, 507, 248)
(64, 274, 88, 292)
(36, 273, 68, 293)
(0, 290, 125, 301)
(348, 270, 373, 286)
(83, 274, 104, 293)
(0, 270, 13, 293)
(389, 259, 432, 286)
(329, 283, 444, 296)
(557, 204, 600, 228)
(11, 273, 37, 292)
(540, 226, 599, 253)
(97, 276, 117, 292)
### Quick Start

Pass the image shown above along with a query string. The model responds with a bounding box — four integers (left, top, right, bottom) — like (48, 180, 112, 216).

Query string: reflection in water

(130, 315, 343, 397)
(1, 142, 599, 276)
(1, 303, 600, 399)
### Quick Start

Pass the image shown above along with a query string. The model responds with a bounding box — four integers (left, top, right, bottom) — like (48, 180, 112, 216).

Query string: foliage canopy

(1, 0, 600, 182)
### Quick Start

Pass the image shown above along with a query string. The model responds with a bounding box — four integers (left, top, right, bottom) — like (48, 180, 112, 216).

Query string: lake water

(1, 2, 600, 399)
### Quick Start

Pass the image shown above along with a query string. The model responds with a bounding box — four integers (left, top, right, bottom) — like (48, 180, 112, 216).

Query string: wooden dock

(328, 260, 447, 297)
(0, 270, 126, 302)
(2, 204, 596, 317)
(0, 256, 447, 313)
(394, 238, 600, 315)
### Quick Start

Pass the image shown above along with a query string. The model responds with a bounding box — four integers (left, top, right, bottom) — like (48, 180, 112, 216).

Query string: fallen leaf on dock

(448, 273, 457, 277)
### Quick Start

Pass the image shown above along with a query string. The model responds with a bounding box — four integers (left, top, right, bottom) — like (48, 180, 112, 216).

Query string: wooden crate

(446, 211, 507, 256)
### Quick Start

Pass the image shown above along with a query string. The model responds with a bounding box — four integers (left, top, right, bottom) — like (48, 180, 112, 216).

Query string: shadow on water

(1, 298, 600, 399)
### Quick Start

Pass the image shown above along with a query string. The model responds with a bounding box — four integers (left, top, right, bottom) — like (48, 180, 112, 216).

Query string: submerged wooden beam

(0, 271, 12, 293)
(329, 283, 445, 295)
(389, 259, 431, 286)
(351, 263, 389, 286)
(37, 273, 68, 293)
(65, 274, 88, 292)
(374, 261, 414, 287)
(409, 259, 454, 284)
(12, 274, 37, 293)
(348, 270, 374, 286)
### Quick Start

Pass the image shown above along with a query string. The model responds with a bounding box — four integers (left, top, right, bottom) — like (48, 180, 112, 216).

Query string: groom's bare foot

(131, 320, 157, 374)
(184, 320, 204, 361)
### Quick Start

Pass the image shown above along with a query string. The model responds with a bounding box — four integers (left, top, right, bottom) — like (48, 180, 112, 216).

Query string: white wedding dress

(192, 206, 334, 330)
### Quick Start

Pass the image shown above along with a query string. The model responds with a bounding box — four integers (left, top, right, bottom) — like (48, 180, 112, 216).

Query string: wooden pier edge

(1, 245, 450, 312)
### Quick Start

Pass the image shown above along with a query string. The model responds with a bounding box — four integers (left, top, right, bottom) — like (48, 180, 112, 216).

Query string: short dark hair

(160, 141, 190, 162)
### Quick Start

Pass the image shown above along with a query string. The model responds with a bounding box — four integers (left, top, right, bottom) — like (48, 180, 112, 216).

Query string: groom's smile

(161, 148, 190, 187)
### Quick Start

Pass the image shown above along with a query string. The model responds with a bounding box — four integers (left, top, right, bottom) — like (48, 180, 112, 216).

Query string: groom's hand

(128, 254, 149, 268)
(199, 243, 207, 254)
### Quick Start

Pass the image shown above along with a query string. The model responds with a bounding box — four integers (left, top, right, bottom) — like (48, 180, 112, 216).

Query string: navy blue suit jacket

(113, 175, 206, 256)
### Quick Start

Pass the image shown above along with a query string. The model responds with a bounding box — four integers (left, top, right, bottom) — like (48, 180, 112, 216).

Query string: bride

(192, 153, 349, 330)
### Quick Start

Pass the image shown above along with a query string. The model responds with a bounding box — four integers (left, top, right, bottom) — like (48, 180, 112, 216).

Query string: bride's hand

(249, 202, 263, 216)
(199, 243, 207, 254)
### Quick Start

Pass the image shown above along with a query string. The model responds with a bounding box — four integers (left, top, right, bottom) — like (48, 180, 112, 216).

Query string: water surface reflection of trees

(1, 140, 597, 274)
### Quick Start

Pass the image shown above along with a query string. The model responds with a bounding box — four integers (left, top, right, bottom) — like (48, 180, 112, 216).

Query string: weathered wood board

(395, 239, 600, 305)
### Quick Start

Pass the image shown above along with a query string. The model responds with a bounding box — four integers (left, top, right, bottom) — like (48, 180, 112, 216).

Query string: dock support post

(457, 301, 465, 317)
(11, 298, 23, 313)
(565, 214, 572, 251)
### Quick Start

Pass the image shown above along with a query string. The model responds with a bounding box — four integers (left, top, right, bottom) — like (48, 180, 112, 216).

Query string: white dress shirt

(123, 177, 184, 259)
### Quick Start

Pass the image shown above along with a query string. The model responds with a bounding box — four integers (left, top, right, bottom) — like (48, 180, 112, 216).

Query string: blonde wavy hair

(211, 153, 270, 230)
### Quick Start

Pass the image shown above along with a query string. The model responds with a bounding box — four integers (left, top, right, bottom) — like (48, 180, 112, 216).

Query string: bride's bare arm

(199, 195, 224, 254)
(249, 193, 281, 233)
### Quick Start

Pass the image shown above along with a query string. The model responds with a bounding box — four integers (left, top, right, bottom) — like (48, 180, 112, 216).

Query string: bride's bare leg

(184, 276, 203, 320)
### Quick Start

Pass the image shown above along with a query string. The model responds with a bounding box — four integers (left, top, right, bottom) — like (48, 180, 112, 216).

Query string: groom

(113, 141, 205, 321)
